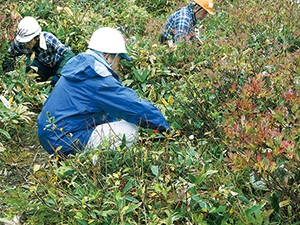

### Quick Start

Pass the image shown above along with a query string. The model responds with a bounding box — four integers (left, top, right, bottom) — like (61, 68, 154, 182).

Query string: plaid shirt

(8, 32, 70, 68)
(161, 3, 197, 43)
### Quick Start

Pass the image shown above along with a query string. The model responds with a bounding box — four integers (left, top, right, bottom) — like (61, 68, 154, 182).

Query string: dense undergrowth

(0, 0, 299, 224)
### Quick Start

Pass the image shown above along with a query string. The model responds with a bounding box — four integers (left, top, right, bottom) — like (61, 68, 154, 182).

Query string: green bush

(0, 0, 300, 224)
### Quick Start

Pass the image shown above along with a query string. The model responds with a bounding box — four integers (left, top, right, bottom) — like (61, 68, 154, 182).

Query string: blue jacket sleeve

(93, 76, 171, 132)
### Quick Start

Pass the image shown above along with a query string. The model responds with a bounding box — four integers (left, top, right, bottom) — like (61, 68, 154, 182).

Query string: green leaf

(122, 202, 142, 214)
(0, 128, 11, 140)
(190, 170, 218, 185)
(246, 200, 266, 216)
(151, 165, 159, 176)
(238, 195, 250, 204)
(122, 179, 134, 194)
(211, 205, 227, 213)
(73, 182, 85, 196)
(125, 195, 139, 203)
(93, 210, 118, 217)
(188, 174, 196, 183)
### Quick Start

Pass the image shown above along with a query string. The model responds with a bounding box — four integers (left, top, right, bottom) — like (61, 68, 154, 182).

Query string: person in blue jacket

(37, 27, 171, 157)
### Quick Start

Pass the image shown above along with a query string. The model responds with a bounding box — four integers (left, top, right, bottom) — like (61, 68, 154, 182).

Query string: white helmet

(88, 27, 131, 61)
(16, 16, 41, 43)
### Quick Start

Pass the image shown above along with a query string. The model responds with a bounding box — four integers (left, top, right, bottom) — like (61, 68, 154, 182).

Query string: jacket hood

(61, 50, 112, 82)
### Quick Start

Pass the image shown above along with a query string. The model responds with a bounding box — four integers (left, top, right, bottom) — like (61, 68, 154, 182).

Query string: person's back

(38, 27, 171, 157)
(38, 53, 107, 155)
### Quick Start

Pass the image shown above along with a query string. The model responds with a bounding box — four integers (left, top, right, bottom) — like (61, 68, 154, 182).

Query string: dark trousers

(26, 58, 61, 82)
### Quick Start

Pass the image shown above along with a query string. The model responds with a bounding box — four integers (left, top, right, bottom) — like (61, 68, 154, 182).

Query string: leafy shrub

(0, 59, 50, 148)
(222, 71, 300, 220)
(1, 0, 300, 224)
(26, 141, 245, 224)
(135, 0, 186, 16)
(0, 3, 21, 66)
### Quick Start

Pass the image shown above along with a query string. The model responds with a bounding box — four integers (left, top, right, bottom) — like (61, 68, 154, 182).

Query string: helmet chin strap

(90, 49, 114, 68)
(89, 49, 120, 68)
(108, 53, 119, 67)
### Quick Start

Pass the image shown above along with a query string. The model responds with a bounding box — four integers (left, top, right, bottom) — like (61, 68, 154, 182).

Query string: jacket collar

(86, 49, 120, 82)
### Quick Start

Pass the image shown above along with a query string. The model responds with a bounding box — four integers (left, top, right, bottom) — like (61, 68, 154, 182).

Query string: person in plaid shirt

(159, 0, 214, 47)
(2, 16, 75, 86)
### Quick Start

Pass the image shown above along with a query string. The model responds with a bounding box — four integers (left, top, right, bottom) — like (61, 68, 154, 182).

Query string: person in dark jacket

(159, 0, 214, 47)
(37, 27, 171, 157)
(2, 16, 75, 86)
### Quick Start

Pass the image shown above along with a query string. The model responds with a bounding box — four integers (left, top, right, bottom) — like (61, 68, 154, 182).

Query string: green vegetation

(1, 0, 299, 224)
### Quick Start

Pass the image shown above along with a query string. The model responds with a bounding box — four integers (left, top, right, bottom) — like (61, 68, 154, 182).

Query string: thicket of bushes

(0, 0, 299, 224)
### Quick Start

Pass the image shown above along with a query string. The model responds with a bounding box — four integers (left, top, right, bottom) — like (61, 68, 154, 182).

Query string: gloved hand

(154, 128, 171, 135)
(141, 129, 172, 143)
(2, 57, 15, 72)
(153, 128, 172, 139)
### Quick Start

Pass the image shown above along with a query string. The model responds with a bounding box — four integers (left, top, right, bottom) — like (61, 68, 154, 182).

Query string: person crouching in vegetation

(37, 27, 171, 157)
(2, 16, 75, 86)
(159, 0, 214, 47)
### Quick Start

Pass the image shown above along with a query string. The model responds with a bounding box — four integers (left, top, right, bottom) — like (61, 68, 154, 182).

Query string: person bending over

(37, 27, 171, 157)
(159, 0, 214, 47)
(2, 16, 75, 86)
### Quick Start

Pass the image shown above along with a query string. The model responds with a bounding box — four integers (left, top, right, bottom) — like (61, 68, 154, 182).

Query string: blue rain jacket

(37, 50, 171, 155)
